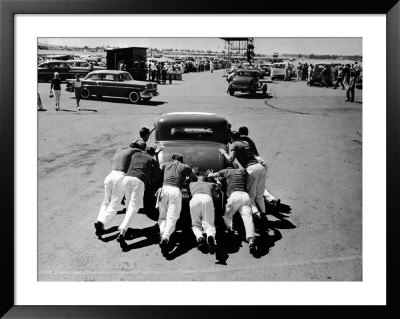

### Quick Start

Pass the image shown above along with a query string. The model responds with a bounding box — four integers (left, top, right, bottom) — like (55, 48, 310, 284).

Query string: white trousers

(224, 191, 255, 240)
(119, 176, 145, 232)
(54, 90, 61, 105)
(189, 194, 216, 240)
(158, 185, 182, 240)
(246, 163, 267, 214)
(97, 170, 125, 227)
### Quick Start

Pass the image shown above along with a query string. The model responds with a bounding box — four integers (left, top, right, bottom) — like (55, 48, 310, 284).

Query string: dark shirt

(240, 135, 259, 156)
(162, 161, 193, 188)
(51, 78, 62, 90)
(217, 168, 248, 197)
(126, 151, 160, 185)
(231, 141, 258, 168)
(132, 138, 146, 151)
(111, 147, 141, 173)
(189, 181, 217, 197)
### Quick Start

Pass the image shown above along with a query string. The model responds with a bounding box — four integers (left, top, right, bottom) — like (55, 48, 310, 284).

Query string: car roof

(154, 113, 229, 143)
(155, 112, 227, 124)
(86, 70, 130, 75)
(39, 60, 68, 64)
(67, 60, 89, 63)
(237, 69, 259, 73)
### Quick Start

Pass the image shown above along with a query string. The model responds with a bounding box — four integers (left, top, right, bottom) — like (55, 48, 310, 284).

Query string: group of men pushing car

(94, 126, 280, 257)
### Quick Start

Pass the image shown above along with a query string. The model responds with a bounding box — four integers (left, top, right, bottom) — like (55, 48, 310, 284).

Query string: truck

(106, 47, 148, 81)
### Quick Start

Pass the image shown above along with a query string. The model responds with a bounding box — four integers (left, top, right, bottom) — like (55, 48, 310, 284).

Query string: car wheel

(271, 77, 275, 81)
(262, 84, 267, 94)
(229, 89, 234, 96)
(81, 87, 91, 99)
(142, 97, 151, 103)
(128, 91, 140, 104)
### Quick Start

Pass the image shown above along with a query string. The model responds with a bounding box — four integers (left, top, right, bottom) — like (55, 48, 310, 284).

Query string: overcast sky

(40, 38, 362, 56)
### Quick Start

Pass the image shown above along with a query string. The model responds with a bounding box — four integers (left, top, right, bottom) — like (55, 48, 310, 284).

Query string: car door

(97, 73, 119, 97)
(83, 73, 102, 95)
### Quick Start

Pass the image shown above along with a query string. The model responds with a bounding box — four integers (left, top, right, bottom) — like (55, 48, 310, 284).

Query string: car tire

(262, 84, 267, 95)
(81, 87, 91, 99)
(229, 90, 234, 96)
(142, 97, 151, 103)
(128, 91, 140, 104)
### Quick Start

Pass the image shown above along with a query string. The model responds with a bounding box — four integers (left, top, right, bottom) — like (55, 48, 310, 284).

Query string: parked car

(309, 63, 332, 86)
(38, 60, 90, 82)
(67, 60, 106, 71)
(259, 63, 272, 76)
(65, 70, 159, 103)
(228, 69, 267, 96)
(270, 62, 294, 80)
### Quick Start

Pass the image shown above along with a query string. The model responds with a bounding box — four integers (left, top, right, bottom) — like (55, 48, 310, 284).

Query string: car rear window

(171, 127, 214, 139)
(273, 64, 286, 68)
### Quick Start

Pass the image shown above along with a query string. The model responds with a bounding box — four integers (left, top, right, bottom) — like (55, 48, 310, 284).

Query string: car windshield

(68, 61, 89, 67)
(236, 71, 257, 77)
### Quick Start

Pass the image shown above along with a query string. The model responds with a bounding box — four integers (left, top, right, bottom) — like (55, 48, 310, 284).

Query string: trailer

(106, 47, 148, 81)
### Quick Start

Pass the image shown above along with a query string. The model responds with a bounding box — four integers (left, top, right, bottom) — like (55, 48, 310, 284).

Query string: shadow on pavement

(165, 230, 197, 261)
(233, 92, 273, 99)
(98, 226, 119, 242)
(88, 96, 167, 106)
(122, 224, 160, 252)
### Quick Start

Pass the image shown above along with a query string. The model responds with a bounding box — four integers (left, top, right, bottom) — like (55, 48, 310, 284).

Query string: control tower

(221, 37, 254, 60)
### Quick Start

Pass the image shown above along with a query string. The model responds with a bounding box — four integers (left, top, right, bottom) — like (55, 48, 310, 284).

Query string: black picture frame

(1, 0, 399, 318)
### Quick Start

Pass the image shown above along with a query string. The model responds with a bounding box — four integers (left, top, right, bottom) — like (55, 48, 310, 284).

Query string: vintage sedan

(151, 112, 231, 215)
(38, 60, 90, 82)
(65, 70, 159, 103)
(309, 63, 332, 86)
(228, 69, 267, 96)
(67, 59, 106, 71)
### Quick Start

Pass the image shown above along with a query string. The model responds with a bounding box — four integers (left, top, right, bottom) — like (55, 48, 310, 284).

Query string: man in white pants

(189, 175, 221, 254)
(219, 131, 267, 219)
(157, 154, 198, 255)
(94, 144, 141, 238)
(116, 147, 161, 248)
(238, 126, 280, 207)
(208, 167, 257, 255)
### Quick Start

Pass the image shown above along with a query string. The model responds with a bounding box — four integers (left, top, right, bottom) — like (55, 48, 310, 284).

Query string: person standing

(210, 60, 214, 73)
(297, 63, 302, 81)
(72, 73, 82, 111)
(161, 63, 167, 84)
(50, 72, 62, 111)
(117, 147, 161, 248)
(189, 175, 221, 254)
(37, 92, 43, 111)
(157, 154, 198, 255)
(219, 131, 267, 220)
(320, 65, 330, 88)
(346, 70, 358, 102)
(94, 144, 142, 238)
(208, 167, 257, 255)
(151, 62, 157, 82)
(333, 66, 345, 90)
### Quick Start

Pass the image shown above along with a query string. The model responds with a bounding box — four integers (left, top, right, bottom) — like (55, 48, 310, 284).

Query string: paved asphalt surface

(38, 69, 362, 281)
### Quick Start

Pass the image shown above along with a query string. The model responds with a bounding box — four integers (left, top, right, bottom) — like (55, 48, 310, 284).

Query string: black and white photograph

(37, 37, 363, 282)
